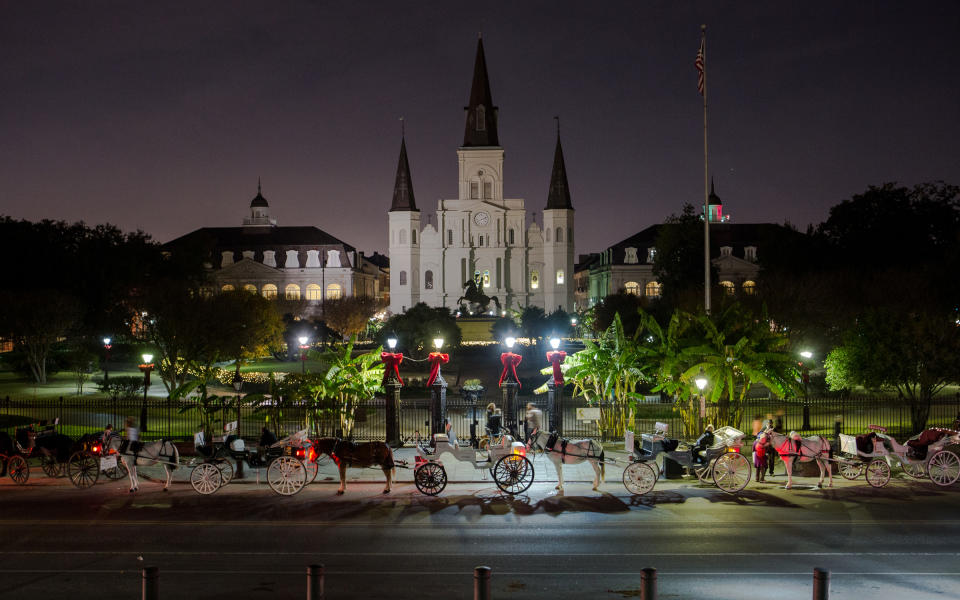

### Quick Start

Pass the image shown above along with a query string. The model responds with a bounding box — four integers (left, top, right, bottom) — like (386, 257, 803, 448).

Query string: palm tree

(303, 336, 384, 438)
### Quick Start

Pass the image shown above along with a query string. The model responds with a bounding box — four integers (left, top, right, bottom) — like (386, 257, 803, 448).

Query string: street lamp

(550, 337, 561, 350)
(504, 336, 516, 349)
(800, 350, 813, 359)
(433, 337, 444, 351)
(546, 337, 566, 433)
(102, 337, 112, 384)
(139, 353, 154, 432)
(298, 335, 310, 375)
(695, 368, 707, 433)
(428, 336, 448, 438)
(386, 334, 398, 350)
(799, 350, 813, 429)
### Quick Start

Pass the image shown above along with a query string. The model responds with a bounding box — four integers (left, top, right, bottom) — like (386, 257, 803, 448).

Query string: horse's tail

(384, 444, 395, 472)
(168, 441, 180, 470)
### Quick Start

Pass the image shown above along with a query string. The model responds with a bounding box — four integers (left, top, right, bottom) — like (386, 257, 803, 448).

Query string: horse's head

(311, 437, 336, 457)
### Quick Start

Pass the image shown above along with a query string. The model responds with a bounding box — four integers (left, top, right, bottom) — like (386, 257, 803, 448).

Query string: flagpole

(701, 24, 711, 314)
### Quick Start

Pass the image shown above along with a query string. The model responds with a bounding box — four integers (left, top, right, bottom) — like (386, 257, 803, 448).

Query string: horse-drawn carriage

(836, 426, 960, 488)
(0, 422, 127, 487)
(623, 424, 752, 495)
(413, 432, 534, 496)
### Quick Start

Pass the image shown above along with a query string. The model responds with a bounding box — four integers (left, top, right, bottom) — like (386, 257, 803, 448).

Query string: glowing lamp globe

(102, 337, 111, 347)
(298, 335, 309, 346)
(433, 337, 444, 350)
(386, 336, 398, 350)
(800, 350, 813, 359)
(695, 374, 707, 391)
(504, 336, 516, 349)
(550, 337, 561, 350)
(142, 353, 153, 365)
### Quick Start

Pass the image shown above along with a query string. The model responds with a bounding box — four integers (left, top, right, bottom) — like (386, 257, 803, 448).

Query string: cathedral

(388, 37, 575, 316)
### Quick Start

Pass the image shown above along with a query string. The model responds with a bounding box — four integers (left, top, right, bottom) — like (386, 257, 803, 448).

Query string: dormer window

(647, 248, 657, 263)
(745, 246, 757, 262)
(720, 246, 732, 257)
(476, 105, 485, 131)
(624, 247, 638, 264)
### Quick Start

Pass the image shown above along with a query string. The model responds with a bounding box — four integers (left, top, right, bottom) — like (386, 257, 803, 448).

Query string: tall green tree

(0, 291, 78, 383)
(379, 303, 461, 357)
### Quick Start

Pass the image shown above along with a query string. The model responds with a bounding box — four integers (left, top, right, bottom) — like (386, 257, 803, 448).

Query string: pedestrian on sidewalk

(525, 403, 542, 442)
(753, 433, 769, 483)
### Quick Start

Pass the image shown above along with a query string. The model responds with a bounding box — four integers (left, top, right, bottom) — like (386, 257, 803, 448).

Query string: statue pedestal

(456, 317, 497, 342)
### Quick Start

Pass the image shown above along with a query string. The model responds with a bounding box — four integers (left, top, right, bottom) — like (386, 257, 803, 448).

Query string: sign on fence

(624, 430, 634, 451)
(576, 407, 601, 421)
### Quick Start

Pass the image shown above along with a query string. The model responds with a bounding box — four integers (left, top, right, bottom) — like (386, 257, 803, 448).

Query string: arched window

(645, 281, 662, 298)
(412, 229, 417, 245)
(482, 270, 491, 288)
(556, 227, 563, 242)
(399, 271, 407, 286)
(743, 280, 757, 295)
(399, 229, 407, 245)
(546, 228, 551, 242)
(243, 284, 257, 294)
(424, 270, 434, 289)
(556, 270, 565, 285)
(261, 284, 278, 299)
(285, 284, 301, 300)
(624, 281, 640, 295)
(221, 284, 235, 292)
(509, 229, 515, 245)
(326, 283, 342, 300)
(720, 281, 735, 296)
(530, 270, 540, 289)
(306, 284, 322, 300)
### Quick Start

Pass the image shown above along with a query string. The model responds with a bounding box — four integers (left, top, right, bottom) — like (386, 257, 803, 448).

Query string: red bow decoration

(426, 352, 449, 387)
(380, 352, 404, 385)
(546, 350, 567, 386)
(498, 352, 523, 388)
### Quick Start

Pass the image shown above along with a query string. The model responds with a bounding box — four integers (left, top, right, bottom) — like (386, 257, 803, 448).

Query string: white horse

(766, 430, 832, 489)
(527, 430, 605, 491)
(105, 438, 179, 492)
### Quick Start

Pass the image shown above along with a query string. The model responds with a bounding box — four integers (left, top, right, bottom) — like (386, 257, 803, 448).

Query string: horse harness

(541, 432, 599, 461)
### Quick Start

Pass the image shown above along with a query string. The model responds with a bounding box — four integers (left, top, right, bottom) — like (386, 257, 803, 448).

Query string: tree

(592, 292, 645, 335)
(652, 204, 717, 308)
(825, 310, 960, 432)
(302, 337, 384, 437)
(323, 296, 384, 341)
(0, 291, 78, 383)
(519, 306, 547, 340)
(379, 303, 461, 356)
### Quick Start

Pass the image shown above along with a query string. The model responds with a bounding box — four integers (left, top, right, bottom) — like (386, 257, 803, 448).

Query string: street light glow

(102, 337, 111, 346)
(433, 337, 444, 350)
(800, 350, 813, 359)
(550, 337, 560, 350)
(505, 336, 516, 349)
(298, 335, 309, 346)
(695, 369, 707, 391)
(387, 336, 398, 350)
(142, 353, 153, 364)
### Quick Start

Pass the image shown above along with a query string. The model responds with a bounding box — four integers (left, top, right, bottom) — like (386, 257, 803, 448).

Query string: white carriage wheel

(864, 458, 891, 488)
(902, 461, 926, 479)
(8, 455, 29, 485)
(927, 450, 960, 487)
(622, 461, 657, 496)
(493, 454, 534, 495)
(190, 463, 222, 495)
(267, 456, 307, 496)
(712, 452, 751, 494)
(414, 462, 447, 496)
(838, 460, 863, 480)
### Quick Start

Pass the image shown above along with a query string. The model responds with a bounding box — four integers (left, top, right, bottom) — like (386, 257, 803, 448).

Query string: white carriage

(623, 424, 751, 495)
(413, 433, 534, 495)
(836, 426, 960, 488)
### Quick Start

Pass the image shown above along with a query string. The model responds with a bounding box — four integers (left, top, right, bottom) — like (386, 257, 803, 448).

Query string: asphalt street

(0, 466, 958, 600)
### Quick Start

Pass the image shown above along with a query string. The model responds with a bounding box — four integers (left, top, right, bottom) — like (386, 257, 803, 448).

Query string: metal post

(307, 563, 324, 600)
(501, 381, 519, 438)
(547, 380, 563, 434)
(473, 565, 491, 600)
(141, 566, 158, 600)
(812, 567, 829, 600)
(640, 567, 657, 600)
(430, 372, 447, 438)
(385, 380, 402, 447)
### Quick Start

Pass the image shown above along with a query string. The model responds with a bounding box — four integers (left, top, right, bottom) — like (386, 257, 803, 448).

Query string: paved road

(0, 469, 958, 599)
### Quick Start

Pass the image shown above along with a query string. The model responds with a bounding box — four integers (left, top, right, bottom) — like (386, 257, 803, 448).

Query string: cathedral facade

(388, 38, 575, 316)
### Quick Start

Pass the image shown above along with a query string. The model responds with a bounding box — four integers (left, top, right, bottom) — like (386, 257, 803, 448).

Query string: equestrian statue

(457, 276, 501, 315)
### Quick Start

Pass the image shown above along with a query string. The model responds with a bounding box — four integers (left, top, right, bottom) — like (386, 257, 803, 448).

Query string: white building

(388, 37, 575, 315)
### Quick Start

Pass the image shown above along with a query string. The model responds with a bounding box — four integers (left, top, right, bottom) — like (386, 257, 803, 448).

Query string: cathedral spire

(462, 36, 499, 147)
(545, 129, 573, 210)
(390, 136, 417, 212)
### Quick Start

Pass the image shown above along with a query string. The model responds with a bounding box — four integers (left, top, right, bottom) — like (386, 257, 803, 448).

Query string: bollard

(307, 563, 325, 600)
(141, 566, 158, 600)
(474, 565, 491, 600)
(640, 567, 657, 600)
(812, 567, 829, 600)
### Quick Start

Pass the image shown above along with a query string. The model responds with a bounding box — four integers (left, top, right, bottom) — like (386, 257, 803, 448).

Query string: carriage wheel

(190, 463, 223, 495)
(712, 452, 750, 494)
(838, 460, 863, 480)
(927, 450, 960, 487)
(213, 458, 234, 487)
(8, 455, 29, 485)
(622, 461, 657, 496)
(493, 454, 534, 495)
(414, 462, 447, 496)
(103, 457, 129, 481)
(67, 452, 98, 488)
(865, 458, 891, 488)
(902, 461, 927, 479)
(267, 456, 307, 496)
(40, 454, 61, 478)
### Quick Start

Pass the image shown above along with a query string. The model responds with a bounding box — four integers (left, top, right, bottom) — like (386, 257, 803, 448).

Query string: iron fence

(1, 393, 958, 444)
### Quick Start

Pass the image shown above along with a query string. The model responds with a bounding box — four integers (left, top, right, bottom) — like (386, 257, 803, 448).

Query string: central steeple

(462, 35, 499, 147)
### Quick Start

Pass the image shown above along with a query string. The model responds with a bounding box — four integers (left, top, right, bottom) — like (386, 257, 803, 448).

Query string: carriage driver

(485, 403, 503, 437)
(692, 424, 714, 464)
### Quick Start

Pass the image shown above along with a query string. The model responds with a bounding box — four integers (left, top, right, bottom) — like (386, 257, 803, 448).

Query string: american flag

(695, 37, 705, 95)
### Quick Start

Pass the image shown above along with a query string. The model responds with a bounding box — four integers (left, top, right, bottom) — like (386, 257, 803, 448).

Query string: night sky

(2, 2, 958, 257)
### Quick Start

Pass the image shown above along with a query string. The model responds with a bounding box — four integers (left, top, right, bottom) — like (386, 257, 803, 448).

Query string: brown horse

(311, 438, 395, 495)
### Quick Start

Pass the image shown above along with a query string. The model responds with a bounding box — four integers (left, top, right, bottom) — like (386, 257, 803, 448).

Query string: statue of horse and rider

(457, 277, 501, 315)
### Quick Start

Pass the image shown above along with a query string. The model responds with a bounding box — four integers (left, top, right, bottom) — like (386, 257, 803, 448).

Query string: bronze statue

(457, 276, 501, 315)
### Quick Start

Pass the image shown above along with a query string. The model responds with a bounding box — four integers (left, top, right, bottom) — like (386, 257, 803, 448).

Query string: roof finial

(399, 116, 405, 138)
(258, 176, 261, 194)
(554, 115, 560, 137)
(710, 176, 715, 195)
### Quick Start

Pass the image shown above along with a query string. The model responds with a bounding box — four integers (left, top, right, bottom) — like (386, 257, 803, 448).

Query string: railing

(1, 394, 958, 443)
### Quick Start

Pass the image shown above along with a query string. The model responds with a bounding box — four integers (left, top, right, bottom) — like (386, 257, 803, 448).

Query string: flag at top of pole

(695, 37, 705, 95)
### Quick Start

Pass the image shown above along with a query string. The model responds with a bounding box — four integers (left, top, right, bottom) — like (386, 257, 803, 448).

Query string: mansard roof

(462, 37, 500, 147)
(165, 226, 356, 253)
(604, 223, 792, 265)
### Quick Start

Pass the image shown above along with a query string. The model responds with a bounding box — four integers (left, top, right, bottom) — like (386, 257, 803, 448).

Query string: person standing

(525, 403, 543, 441)
(753, 433, 769, 483)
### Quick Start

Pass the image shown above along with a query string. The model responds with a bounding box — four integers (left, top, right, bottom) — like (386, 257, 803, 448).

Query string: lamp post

(382, 334, 402, 447)
(231, 368, 244, 478)
(139, 353, 154, 432)
(102, 337, 112, 384)
(546, 337, 565, 434)
(570, 317, 579, 338)
(799, 350, 813, 430)
(298, 335, 310, 375)
(500, 335, 521, 438)
(695, 368, 708, 435)
(428, 337, 448, 439)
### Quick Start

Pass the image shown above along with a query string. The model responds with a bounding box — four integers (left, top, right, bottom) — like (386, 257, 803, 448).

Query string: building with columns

(388, 37, 575, 315)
